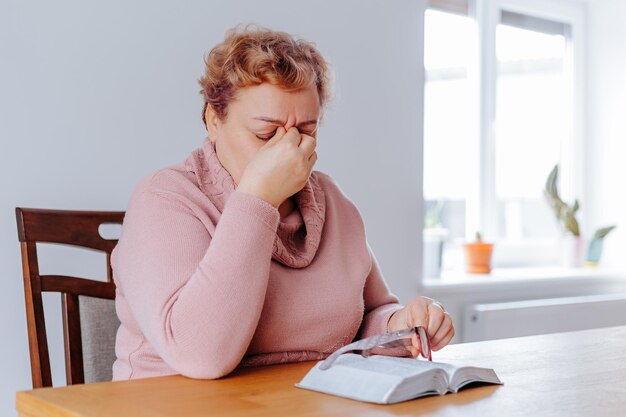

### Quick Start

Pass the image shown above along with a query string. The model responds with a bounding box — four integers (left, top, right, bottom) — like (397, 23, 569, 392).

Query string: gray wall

(0, 0, 425, 414)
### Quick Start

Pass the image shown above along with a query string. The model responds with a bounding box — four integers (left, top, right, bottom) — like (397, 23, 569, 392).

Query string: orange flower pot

(463, 242, 494, 274)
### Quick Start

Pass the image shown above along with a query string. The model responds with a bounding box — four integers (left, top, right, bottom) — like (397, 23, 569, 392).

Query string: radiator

(463, 293, 626, 342)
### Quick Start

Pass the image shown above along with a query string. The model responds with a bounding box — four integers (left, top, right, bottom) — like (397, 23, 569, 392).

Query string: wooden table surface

(16, 326, 626, 417)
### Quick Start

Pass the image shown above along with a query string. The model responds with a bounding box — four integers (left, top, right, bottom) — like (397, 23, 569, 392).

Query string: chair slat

(40, 276, 116, 299)
(62, 294, 85, 385)
(20, 242, 53, 388)
(16, 208, 124, 252)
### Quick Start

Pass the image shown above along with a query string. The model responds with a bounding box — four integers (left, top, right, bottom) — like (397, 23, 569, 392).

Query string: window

(422, 0, 585, 276)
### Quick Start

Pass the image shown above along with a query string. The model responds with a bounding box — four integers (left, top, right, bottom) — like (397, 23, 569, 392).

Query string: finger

(266, 126, 287, 145)
(411, 332, 422, 357)
(427, 302, 445, 339)
(407, 345, 419, 358)
(430, 313, 453, 347)
(299, 134, 317, 157)
(432, 301, 446, 313)
(306, 153, 317, 179)
(282, 126, 301, 145)
(432, 327, 455, 352)
(407, 300, 429, 329)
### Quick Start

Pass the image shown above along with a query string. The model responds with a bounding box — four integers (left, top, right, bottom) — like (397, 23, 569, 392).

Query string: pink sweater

(111, 138, 407, 380)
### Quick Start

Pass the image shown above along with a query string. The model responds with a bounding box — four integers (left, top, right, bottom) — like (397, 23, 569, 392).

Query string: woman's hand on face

(387, 296, 455, 358)
(237, 127, 317, 208)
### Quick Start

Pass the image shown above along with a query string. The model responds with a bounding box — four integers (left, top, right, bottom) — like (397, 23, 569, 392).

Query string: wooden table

(16, 326, 626, 417)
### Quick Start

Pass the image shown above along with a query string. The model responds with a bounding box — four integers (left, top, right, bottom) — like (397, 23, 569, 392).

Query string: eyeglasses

(319, 326, 432, 371)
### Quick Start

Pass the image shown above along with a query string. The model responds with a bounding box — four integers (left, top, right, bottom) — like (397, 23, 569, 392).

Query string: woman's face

(205, 83, 320, 185)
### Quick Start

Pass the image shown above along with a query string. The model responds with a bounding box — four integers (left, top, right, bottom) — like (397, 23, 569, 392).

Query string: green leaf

(593, 225, 617, 240)
(544, 164, 582, 236)
(563, 212, 580, 236)
(545, 165, 559, 196)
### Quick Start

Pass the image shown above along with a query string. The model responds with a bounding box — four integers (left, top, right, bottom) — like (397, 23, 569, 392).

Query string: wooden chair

(16, 208, 125, 388)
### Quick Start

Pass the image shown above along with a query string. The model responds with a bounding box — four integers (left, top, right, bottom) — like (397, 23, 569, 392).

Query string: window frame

(423, 0, 587, 275)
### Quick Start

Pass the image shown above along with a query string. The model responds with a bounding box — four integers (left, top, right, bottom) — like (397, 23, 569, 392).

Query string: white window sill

(421, 267, 626, 293)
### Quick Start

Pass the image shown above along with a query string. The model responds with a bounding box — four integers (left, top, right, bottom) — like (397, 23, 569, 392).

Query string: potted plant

(544, 165, 616, 267)
(464, 232, 494, 274)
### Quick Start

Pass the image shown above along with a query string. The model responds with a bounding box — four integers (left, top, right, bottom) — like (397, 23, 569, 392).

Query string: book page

(449, 366, 503, 392)
(340, 355, 455, 381)
(369, 356, 460, 375)
(296, 354, 454, 404)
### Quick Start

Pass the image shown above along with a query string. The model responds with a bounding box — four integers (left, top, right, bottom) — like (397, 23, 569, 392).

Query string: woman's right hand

(236, 127, 318, 208)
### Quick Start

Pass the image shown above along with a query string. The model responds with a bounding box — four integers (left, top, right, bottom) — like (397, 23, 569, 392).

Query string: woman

(111, 26, 454, 380)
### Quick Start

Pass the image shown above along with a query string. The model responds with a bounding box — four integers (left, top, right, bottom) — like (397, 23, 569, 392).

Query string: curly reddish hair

(198, 25, 332, 126)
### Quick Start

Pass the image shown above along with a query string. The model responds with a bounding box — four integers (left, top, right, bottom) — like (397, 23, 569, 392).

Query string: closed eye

(256, 129, 277, 140)
(255, 128, 316, 141)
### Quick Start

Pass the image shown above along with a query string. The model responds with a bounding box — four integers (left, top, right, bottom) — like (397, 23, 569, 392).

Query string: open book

(295, 353, 502, 404)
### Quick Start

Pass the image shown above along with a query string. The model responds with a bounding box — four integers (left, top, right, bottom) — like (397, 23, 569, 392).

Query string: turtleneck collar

(186, 138, 326, 268)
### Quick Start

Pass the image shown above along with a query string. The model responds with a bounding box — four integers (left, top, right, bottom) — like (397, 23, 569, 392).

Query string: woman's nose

(283, 120, 298, 131)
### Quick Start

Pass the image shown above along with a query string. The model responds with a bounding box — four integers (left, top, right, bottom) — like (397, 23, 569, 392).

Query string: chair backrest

(16, 207, 125, 388)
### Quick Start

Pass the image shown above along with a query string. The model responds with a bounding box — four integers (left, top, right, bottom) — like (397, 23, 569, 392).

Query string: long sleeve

(113, 187, 279, 379)
(356, 244, 405, 339)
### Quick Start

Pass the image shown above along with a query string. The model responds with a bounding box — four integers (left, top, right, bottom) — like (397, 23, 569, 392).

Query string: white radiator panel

(463, 293, 626, 342)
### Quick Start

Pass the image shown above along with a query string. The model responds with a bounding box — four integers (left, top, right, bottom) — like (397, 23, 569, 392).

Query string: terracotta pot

(463, 242, 494, 274)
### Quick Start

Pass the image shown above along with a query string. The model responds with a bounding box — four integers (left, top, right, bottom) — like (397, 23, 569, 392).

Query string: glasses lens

(417, 326, 432, 361)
